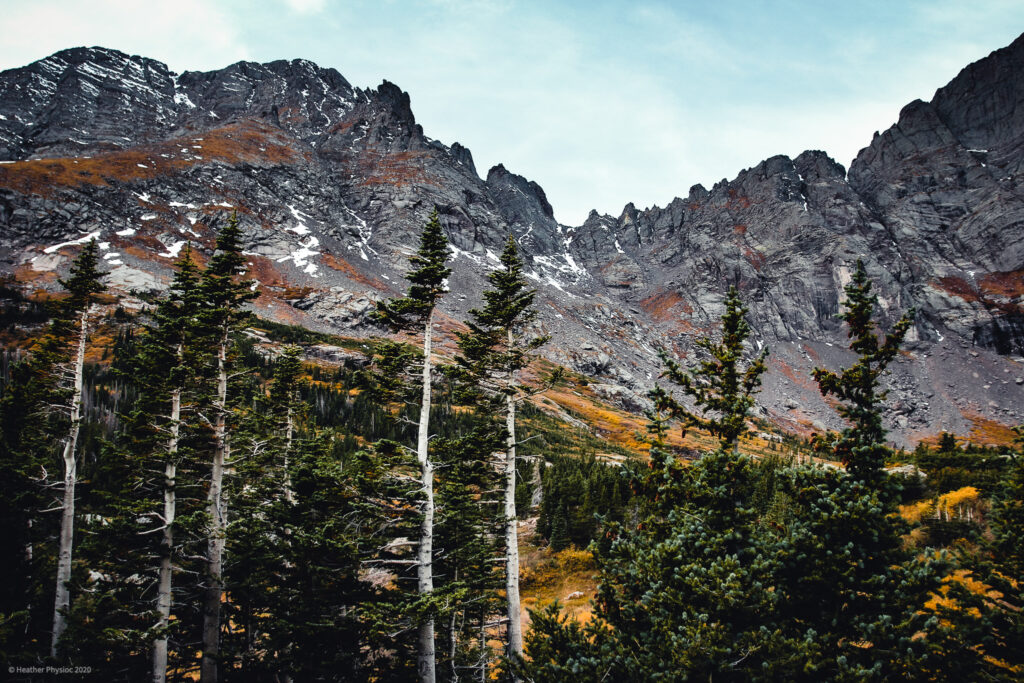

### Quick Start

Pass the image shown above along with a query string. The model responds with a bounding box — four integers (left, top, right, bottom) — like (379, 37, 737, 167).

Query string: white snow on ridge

(158, 240, 187, 259)
(116, 228, 136, 236)
(173, 92, 196, 109)
(276, 236, 321, 276)
(286, 204, 312, 235)
(563, 252, 585, 276)
(43, 230, 102, 254)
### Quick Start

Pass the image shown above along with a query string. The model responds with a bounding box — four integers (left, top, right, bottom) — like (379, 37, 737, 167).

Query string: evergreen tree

(453, 234, 549, 664)
(224, 355, 370, 682)
(198, 214, 256, 683)
(431, 427, 504, 682)
(971, 426, 1024, 672)
(937, 430, 959, 453)
(519, 274, 992, 680)
(372, 208, 451, 683)
(49, 240, 107, 657)
(811, 260, 914, 484)
(784, 261, 982, 678)
(137, 246, 206, 682)
(650, 285, 767, 451)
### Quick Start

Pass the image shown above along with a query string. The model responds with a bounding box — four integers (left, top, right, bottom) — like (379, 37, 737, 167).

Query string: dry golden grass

(520, 543, 599, 628)
(966, 411, 1019, 447)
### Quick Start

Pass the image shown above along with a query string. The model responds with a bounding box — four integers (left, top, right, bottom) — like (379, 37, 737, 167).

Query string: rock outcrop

(2, 37, 1024, 445)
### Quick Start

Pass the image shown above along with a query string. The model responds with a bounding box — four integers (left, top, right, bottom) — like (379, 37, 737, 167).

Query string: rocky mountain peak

(448, 142, 477, 177)
(2, 36, 1024, 444)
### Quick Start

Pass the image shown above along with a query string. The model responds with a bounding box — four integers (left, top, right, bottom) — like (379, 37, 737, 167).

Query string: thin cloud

(0, 0, 249, 72)
(282, 0, 327, 15)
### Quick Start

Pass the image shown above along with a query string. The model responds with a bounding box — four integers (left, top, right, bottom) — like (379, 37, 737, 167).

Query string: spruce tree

(453, 234, 549, 664)
(785, 261, 979, 678)
(198, 214, 256, 683)
(811, 260, 914, 484)
(372, 208, 450, 683)
(650, 285, 767, 451)
(135, 245, 206, 682)
(224, 351, 369, 682)
(49, 240, 107, 657)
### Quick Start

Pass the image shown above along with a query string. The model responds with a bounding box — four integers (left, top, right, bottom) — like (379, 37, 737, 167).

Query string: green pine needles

(374, 209, 451, 331)
(651, 285, 767, 451)
(812, 260, 915, 482)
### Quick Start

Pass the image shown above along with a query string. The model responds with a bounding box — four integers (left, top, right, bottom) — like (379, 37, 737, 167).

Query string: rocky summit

(2, 37, 1024, 445)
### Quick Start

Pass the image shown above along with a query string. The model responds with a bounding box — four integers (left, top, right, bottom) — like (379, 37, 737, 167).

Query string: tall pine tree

(198, 214, 256, 683)
(372, 208, 451, 683)
(453, 234, 548, 665)
(135, 245, 206, 682)
(811, 260, 914, 484)
(50, 240, 107, 657)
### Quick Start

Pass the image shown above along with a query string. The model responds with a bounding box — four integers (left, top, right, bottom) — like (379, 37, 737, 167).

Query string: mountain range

(2, 35, 1024, 445)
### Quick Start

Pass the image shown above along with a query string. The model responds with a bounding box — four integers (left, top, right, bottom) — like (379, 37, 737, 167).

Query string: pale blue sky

(1, 0, 1022, 224)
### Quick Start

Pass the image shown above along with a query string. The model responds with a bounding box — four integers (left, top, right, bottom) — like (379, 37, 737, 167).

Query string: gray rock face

(2, 38, 1024, 445)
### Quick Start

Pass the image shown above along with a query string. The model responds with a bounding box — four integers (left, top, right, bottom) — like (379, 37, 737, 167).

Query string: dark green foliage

(651, 285, 767, 450)
(452, 236, 548, 397)
(811, 260, 914, 483)
(373, 208, 450, 332)
(536, 454, 631, 550)
(431, 427, 505, 679)
(0, 241, 107, 664)
(520, 269, 1000, 681)
(58, 239, 107, 312)
(201, 213, 258, 322)
(914, 438, 1010, 495)
(975, 430, 1024, 671)
(937, 430, 958, 453)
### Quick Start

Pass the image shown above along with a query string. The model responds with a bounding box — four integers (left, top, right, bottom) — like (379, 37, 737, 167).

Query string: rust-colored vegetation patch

(934, 272, 1023, 313)
(356, 149, 438, 188)
(244, 256, 289, 291)
(725, 188, 753, 210)
(978, 269, 1024, 298)
(770, 356, 817, 391)
(12, 263, 60, 287)
(744, 247, 767, 271)
(733, 223, 748, 235)
(199, 120, 307, 166)
(965, 411, 1019, 447)
(639, 290, 692, 322)
(936, 276, 982, 303)
(0, 121, 305, 197)
(539, 383, 703, 454)
(320, 252, 391, 290)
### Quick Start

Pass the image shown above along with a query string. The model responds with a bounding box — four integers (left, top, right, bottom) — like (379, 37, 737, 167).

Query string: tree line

(0, 210, 556, 682)
(1, 209, 1022, 681)
(517, 267, 1024, 681)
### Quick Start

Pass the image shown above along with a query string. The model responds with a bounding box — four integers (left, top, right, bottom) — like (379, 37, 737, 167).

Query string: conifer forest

(0, 209, 1021, 682)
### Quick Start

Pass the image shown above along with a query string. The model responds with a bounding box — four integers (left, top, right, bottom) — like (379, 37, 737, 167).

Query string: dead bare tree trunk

(152, 379, 181, 683)
(51, 305, 91, 657)
(504, 329, 523, 666)
(417, 311, 437, 683)
(201, 329, 230, 683)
